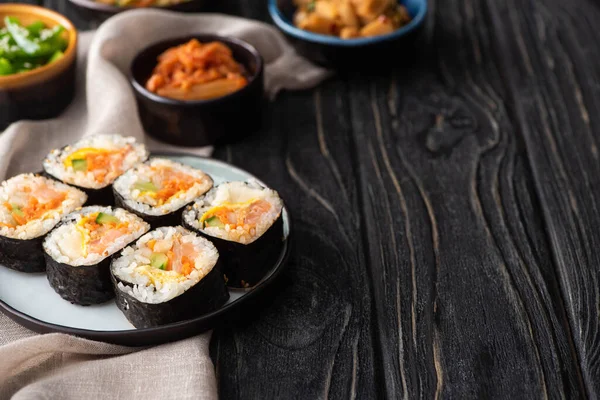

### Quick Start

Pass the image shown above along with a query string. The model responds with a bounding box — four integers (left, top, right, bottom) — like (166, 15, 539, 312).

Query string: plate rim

(0, 152, 292, 343)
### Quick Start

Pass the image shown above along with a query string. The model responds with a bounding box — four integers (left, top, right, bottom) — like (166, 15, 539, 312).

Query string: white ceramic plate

(0, 154, 291, 345)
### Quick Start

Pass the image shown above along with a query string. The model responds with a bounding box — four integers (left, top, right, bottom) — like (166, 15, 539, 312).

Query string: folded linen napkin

(0, 9, 329, 399)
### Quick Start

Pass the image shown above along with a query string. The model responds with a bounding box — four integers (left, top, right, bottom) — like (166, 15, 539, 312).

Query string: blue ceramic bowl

(269, 0, 427, 68)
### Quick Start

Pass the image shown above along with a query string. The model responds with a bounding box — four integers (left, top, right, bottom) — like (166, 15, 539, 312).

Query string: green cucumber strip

(95, 212, 120, 225)
(150, 253, 168, 270)
(71, 158, 87, 172)
(204, 216, 224, 228)
(133, 181, 158, 192)
(9, 204, 24, 217)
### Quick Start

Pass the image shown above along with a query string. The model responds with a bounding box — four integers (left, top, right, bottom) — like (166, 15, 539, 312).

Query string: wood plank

(212, 0, 584, 395)
(485, 0, 600, 396)
(344, 11, 583, 396)
(211, 83, 380, 399)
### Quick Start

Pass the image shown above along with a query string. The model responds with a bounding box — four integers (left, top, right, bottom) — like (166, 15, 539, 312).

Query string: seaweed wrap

(182, 181, 284, 288)
(111, 226, 229, 328)
(43, 206, 150, 305)
(0, 174, 87, 273)
(43, 134, 148, 205)
(113, 158, 213, 229)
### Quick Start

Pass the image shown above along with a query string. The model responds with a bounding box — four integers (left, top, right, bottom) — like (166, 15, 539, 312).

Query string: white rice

(0, 174, 87, 240)
(112, 226, 219, 304)
(43, 206, 150, 266)
(113, 158, 213, 216)
(182, 180, 283, 244)
(43, 134, 149, 189)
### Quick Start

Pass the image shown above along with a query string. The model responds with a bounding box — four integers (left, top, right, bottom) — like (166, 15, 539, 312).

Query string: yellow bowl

(0, 4, 78, 129)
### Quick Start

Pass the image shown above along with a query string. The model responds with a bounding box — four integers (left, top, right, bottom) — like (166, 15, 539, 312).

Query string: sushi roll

(0, 174, 87, 273)
(182, 181, 284, 288)
(43, 134, 148, 205)
(113, 158, 213, 229)
(43, 206, 150, 305)
(111, 226, 229, 328)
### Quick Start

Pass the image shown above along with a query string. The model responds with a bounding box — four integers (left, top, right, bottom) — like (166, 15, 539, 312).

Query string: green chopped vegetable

(150, 253, 168, 270)
(11, 59, 39, 73)
(0, 58, 12, 76)
(4, 17, 40, 55)
(26, 21, 45, 36)
(71, 159, 87, 172)
(9, 204, 24, 220)
(95, 212, 120, 225)
(9, 204, 23, 214)
(307, 0, 316, 12)
(0, 17, 68, 76)
(48, 50, 63, 63)
(133, 181, 159, 192)
(37, 25, 67, 57)
(203, 216, 224, 228)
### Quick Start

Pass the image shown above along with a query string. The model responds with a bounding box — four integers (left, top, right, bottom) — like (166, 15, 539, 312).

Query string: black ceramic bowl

(269, 0, 428, 68)
(131, 35, 265, 147)
(0, 5, 78, 131)
(68, 0, 207, 23)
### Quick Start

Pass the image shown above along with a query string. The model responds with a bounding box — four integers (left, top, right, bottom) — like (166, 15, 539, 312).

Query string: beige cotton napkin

(0, 9, 329, 400)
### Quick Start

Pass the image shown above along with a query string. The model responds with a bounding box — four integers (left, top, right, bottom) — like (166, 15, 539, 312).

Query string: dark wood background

(19, 0, 600, 398)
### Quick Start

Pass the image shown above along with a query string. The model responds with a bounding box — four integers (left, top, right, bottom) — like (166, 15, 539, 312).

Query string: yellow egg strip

(63, 148, 106, 167)
(136, 265, 189, 286)
(199, 199, 257, 224)
(75, 224, 90, 257)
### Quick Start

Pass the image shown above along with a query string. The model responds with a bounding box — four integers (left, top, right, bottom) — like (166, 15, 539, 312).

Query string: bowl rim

(268, 0, 427, 47)
(67, 0, 203, 14)
(0, 4, 78, 89)
(130, 34, 264, 107)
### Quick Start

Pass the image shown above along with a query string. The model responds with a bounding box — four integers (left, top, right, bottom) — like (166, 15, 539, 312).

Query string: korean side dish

(0, 134, 285, 327)
(293, 0, 411, 39)
(145, 39, 248, 101)
(94, 0, 190, 7)
(0, 17, 68, 76)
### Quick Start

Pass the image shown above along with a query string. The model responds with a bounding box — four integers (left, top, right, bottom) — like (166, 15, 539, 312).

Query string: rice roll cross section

(43, 206, 150, 306)
(0, 174, 87, 273)
(113, 158, 213, 229)
(182, 181, 284, 288)
(111, 226, 229, 328)
(43, 135, 148, 205)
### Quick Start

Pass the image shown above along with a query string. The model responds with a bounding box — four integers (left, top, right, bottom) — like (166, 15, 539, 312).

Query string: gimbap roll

(43, 135, 148, 205)
(111, 226, 229, 328)
(182, 181, 284, 288)
(0, 174, 87, 273)
(113, 158, 213, 229)
(43, 206, 150, 305)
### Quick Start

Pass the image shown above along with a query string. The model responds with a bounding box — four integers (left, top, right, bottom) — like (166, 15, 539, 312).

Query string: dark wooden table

(22, 0, 600, 398)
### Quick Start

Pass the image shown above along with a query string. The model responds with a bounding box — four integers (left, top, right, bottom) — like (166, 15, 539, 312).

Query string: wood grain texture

(35, 0, 600, 398)
(485, 0, 600, 397)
